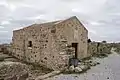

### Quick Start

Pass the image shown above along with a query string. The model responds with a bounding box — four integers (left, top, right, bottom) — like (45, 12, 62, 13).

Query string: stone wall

(48, 16, 88, 70)
(13, 23, 57, 69)
(87, 42, 98, 56)
(88, 42, 112, 56)
(12, 23, 69, 70)
(12, 29, 25, 60)
(112, 43, 120, 53)
(0, 44, 12, 55)
(97, 43, 112, 54)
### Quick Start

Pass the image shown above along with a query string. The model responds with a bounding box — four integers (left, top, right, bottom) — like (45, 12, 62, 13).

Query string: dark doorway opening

(72, 43, 78, 59)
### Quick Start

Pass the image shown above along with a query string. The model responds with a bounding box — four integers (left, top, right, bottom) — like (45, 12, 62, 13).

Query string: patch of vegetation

(81, 56, 92, 61)
(92, 53, 108, 58)
(0, 57, 4, 62)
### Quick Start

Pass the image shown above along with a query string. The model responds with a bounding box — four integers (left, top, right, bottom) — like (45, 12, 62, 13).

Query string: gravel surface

(45, 52, 120, 80)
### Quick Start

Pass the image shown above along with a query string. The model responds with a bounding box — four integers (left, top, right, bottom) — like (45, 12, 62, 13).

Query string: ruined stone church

(12, 16, 88, 70)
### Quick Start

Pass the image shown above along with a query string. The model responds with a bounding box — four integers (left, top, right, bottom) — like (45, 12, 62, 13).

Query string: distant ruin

(88, 42, 112, 57)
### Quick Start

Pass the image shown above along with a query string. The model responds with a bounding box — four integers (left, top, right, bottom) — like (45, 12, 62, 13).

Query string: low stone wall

(1, 44, 13, 55)
(88, 42, 120, 55)
(88, 42, 97, 56)
(88, 42, 112, 56)
(98, 43, 112, 54)
(112, 43, 120, 53)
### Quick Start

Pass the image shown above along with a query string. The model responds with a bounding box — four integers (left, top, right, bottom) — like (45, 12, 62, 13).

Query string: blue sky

(0, 0, 120, 43)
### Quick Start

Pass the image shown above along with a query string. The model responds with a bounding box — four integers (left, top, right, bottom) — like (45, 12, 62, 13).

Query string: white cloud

(0, 26, 4, 29)
(88, 20, 104, 26)
(8, 4, 16, 11)
(72, 8, 83, 13)
(1, 21, 10, 25)
(6, 0, 24, 4)
(13, 27, 24, 30)
(88, 29, 97, 35)
(89, 21, 102, 26)
(0, 31, 8, 33)
(0, 2, 8, 6)
(108, 13, 120, 16)
(28, 15, 45, 20)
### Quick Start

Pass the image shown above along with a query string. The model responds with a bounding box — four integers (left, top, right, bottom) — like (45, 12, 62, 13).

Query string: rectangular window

(28, 41, 32, 47)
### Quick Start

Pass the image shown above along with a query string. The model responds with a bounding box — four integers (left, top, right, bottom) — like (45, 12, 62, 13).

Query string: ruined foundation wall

(88, 42, 112, 56)
(112, 43, 120, 53)
(87, 42, 98, 56)
(98, 43, 112, 54)
(0, 44, 12, 54)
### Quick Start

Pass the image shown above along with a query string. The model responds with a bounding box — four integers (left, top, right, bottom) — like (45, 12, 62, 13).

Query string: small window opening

(44, 57, 47, 60)
(51, 29, 56, 33)
(28, 58, 30, 60)
(28, 41, 32, 47)
(41, 60, 43, 63)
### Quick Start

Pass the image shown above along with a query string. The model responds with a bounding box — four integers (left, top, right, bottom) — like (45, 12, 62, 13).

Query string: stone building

(12, 16, 88, 70)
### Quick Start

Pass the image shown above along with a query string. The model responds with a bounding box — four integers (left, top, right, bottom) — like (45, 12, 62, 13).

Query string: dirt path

(45, 52, 120, 80)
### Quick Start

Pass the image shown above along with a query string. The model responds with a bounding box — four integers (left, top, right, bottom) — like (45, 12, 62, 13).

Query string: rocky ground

(45, 51, 120, 80)
(0, 52, 52, 80)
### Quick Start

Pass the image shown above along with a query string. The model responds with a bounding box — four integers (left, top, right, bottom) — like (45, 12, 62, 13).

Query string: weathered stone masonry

(12, 16, 88, 70)
(88, 42, 112, 56)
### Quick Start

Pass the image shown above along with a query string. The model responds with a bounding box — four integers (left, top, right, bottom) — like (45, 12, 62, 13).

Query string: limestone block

(69, 65, 74, 72)
(74, 67, 82, 72)
(79, 64, 90, 71)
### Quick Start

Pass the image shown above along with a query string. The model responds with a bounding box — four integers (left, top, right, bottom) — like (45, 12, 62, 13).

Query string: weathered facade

(12, 16, 88, 70)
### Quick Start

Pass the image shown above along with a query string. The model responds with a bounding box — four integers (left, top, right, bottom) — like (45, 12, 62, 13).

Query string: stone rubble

(74, 67, 82, 73)
(65, 58, 100, 73)
(69, 65, 75, 72)
(67, 64, 91, 73)
(0, 61, 29, 80)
